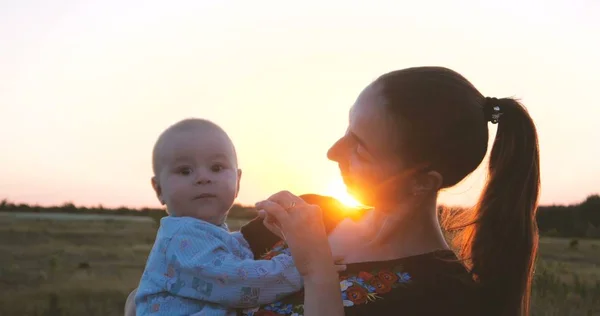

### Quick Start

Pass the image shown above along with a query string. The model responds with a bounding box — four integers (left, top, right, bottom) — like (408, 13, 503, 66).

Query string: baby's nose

(196, 178, 212, 184)
(195, 172, 213, 185)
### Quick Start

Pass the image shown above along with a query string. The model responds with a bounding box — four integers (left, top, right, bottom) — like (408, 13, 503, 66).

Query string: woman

(250, 66, 539, 316)
(127, 66, 540, 316)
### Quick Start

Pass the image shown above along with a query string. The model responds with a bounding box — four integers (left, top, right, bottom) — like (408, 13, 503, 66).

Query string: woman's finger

(259, 209, 282, 233)
(258, 209, 275, 226)
(267, 191, 304, 209)
(255, 200, 291, 227)
(259, 210, 285, 240)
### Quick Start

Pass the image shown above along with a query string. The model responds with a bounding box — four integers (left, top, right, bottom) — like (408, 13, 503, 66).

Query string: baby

(135, 118, 302, 315)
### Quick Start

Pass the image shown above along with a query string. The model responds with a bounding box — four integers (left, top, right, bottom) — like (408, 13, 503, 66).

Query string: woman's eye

(355, 146, 369, 161)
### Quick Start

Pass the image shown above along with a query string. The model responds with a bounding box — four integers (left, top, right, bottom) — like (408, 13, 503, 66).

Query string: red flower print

(254, 310, 281, 316)
(369, 277, 392, 294)
(346, 285, 369, 304)
(358, 271, 374, 281)
(151, 303, 160, 312)
(377, 270, 399, 285)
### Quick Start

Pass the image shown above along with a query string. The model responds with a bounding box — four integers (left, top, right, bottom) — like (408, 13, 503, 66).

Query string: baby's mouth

(194, 193, 217, 199)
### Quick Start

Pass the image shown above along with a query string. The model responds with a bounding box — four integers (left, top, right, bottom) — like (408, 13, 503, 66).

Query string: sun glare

(326, 177, 363, 208)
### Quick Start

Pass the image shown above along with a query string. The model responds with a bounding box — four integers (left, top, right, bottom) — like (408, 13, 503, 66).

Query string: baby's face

(153, 126, 240, 225)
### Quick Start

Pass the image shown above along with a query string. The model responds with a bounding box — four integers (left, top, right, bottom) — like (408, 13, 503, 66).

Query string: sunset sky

(1, 0, 598, 209)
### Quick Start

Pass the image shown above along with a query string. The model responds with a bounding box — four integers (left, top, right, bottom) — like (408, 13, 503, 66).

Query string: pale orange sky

(1, 0, 598, 208)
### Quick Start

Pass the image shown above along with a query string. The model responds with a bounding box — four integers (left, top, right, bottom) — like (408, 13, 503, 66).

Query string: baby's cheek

(166, 185, 193, 208)
(213, 179, 237, 206)
(169, 184, 188, 197)
(224, 180, 239, 199)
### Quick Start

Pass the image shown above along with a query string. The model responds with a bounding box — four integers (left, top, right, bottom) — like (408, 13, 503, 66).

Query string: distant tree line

(534, 194, 600, 238)
(0, 199, 258, 220)
(1, 194, 599, 238)
(439, 194, 600, 239)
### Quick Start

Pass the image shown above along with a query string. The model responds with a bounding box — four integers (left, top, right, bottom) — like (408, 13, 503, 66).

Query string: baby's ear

(151, 177, 165, 205)
(235, 169, 242, 198)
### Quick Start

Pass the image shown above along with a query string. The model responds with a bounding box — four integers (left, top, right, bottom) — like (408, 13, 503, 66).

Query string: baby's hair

(151, 118, 235, 176)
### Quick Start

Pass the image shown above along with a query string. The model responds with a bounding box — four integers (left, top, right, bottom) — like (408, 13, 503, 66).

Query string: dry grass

(530, 238, 600, 315)
(0, 214, 598, 315)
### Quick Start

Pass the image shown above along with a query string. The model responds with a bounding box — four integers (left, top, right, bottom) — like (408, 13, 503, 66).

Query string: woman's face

(327, 83, 405, 206)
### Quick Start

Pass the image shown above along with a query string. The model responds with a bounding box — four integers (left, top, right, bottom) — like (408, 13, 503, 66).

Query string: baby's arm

(165, 221, 303, 308)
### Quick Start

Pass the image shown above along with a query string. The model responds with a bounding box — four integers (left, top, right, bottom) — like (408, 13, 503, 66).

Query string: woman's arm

(303, 267, 344, 316)
(256, 191, 345, 316)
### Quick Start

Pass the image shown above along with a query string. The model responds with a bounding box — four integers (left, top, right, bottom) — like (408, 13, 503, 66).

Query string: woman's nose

(327, 138, 344, 162)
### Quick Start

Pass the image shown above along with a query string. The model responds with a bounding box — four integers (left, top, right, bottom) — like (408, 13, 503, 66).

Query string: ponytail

(451, 98, 541, 315)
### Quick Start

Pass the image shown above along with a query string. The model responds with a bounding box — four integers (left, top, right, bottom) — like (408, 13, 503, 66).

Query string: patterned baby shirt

(135, 216, 303, 316)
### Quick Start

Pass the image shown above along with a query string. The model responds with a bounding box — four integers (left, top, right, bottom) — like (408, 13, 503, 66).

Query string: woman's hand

(255, 191, 336, 277)
(256, 191, 345, 316)
(256, 208, 285, 240)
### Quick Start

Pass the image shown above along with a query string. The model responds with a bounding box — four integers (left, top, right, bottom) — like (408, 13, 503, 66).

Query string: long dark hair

(375, 67, 540, 315)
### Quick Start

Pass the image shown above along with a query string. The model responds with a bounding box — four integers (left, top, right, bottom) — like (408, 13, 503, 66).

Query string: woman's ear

(411, 171, 443, 196)
(425, 170, 443, 192)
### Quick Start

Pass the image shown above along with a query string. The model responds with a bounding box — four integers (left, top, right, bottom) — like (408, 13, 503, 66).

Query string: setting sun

(326, 177, 363, 208)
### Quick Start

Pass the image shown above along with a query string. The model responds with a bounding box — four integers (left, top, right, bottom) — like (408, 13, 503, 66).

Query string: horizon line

(2, 193, 598, 211)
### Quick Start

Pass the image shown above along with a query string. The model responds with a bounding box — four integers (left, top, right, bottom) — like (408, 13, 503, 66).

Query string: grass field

(0, 214, 598, 316)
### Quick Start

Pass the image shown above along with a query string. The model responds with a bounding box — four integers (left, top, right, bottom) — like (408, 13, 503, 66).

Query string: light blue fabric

(135, 216, 303, 316)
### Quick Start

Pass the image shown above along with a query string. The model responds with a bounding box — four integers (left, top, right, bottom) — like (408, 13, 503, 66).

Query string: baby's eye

(177, 167, 193, 175)
(211, 164, 225, 172)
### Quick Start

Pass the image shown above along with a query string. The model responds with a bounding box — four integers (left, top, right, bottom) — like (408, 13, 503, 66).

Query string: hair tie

(483, 97, 503, 124)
